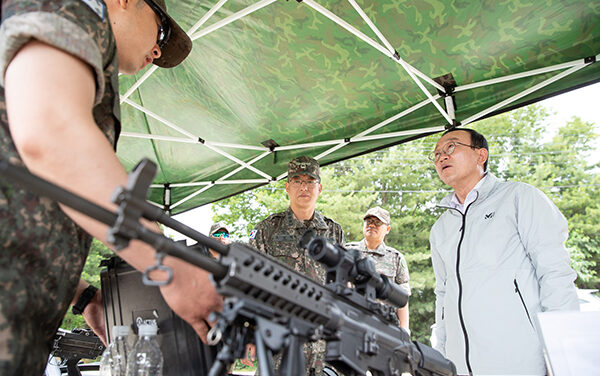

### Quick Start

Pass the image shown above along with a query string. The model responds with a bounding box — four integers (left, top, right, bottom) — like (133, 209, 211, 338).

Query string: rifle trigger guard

(142, 252, 173, 286)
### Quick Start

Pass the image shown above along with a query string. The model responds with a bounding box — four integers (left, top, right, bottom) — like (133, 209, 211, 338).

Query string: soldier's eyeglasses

(365, 218, 384, 227)
(289, 179, 319, 187)
(429, 141, 478, 163)
(212, 232, 230, 238)
(144, 0, 171, 49)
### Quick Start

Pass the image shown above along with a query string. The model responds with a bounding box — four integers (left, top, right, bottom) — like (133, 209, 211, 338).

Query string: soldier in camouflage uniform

(345, 206, 411, 331)
(249, 156, 344, 375)
(0, 1, 222, 374)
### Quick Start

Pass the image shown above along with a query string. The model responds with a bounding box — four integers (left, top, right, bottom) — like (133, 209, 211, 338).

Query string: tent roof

(117, 0, 600, 214)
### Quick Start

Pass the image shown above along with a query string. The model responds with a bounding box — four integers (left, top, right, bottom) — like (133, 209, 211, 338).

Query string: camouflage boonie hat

(146, 0, 192, 68)
(210, 221, 230, 235)
(288, 156, 320, 181)
(363, 206, 391, 226)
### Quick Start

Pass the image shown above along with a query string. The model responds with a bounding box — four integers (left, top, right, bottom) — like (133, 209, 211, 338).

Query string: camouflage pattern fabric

(250, 206, 344, 375)
(0, 1, 119, 374)
(345, 239, 411, 295)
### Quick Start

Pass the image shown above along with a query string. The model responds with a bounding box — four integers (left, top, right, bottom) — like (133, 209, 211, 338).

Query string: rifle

(50, 328, 105, 376)
(1, 158, 456, 376)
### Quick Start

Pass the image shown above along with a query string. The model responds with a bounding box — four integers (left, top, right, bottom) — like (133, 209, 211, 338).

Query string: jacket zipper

(438, 200, 476, 376)
(514, 279, 534, 329)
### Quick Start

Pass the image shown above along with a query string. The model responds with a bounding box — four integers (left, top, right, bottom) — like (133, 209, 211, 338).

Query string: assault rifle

(1, 158, 456, 376)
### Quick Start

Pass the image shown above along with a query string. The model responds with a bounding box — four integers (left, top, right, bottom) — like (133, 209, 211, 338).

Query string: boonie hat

(210, 221, 230, 235)
(288, 156, 320, 181)
(145, 0, 192, 68)
(363, 206, 391, 226)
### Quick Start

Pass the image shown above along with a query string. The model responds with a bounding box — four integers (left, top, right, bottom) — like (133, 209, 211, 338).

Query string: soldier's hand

(158, 257, 224, 343)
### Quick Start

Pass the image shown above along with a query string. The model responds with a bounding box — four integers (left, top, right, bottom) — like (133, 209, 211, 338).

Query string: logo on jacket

(249, 229, 257, 239)
(484, 211, 495, 219)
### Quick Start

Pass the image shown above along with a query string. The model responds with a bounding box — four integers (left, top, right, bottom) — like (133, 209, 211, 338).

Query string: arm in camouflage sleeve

(395, 252, 410, 331)
(249, 220, 268, 253)
(5, 41, 222, 343)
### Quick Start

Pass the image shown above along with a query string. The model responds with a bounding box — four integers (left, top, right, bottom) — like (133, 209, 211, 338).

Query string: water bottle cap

(113, 325, 130, 337)
(138, 323, 158, 336)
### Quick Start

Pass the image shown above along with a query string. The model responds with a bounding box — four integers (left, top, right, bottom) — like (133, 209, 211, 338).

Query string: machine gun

(51, 328, 105, 376)
(1, 158, 456, 376)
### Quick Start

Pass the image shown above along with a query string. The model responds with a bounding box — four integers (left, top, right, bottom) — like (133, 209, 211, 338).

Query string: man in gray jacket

(428, 128, 579, 375)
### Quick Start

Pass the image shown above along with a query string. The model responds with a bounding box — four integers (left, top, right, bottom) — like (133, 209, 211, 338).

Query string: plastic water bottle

(127, 323, 163, 376)
(99, 325, 131, 376)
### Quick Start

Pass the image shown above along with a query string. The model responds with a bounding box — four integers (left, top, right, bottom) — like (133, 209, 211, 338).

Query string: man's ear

(385, 225, 391, 235)
(478, 148, 489, 168)
(317, 183, 323, 194)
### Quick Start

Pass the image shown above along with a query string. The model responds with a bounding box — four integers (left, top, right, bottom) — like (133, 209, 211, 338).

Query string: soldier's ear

(317, 183, 323, 194)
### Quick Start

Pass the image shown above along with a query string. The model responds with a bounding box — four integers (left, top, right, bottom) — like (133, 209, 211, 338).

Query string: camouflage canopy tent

(117, 0, 600, 214)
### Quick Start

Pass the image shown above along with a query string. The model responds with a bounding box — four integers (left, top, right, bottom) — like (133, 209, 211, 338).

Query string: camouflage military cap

(288, 156, 320, 181)
(363, 206, 391, 226)
(146, 0, 192, 68)
(210, 221, 230, 235)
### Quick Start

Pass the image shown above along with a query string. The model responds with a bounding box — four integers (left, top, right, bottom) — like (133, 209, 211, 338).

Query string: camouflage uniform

(345, 239, 411, 295)
(250, 206, 344, 375)
(0, 1, 119, 374)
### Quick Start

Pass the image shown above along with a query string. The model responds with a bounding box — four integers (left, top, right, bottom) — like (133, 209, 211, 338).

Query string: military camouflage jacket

(345, 239, 411, 295)
(249, 206, 344, 283)
(0, 1, 119, 374)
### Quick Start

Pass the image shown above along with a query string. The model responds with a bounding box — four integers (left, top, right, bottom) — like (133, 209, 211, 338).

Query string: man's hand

(82, 291, 107, 345)
(159, 257, 223, 342)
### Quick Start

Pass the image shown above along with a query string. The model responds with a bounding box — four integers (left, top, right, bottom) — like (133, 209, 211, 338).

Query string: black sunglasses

(143, 0, 172, 49)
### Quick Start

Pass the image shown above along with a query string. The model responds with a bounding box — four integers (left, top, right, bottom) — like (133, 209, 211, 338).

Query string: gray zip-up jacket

(430, 173, 579, 375)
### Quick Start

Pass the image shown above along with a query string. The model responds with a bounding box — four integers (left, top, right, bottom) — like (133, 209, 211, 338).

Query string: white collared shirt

(449, 174, 488, 213)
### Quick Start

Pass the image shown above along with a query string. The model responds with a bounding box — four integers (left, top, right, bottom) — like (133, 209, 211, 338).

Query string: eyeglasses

(212, 232, 230, 238)
(365, 217, 384, 227)
(429, 141, 478, 163)
(289, 179, 319, 187)
(143, 0, 171, 49)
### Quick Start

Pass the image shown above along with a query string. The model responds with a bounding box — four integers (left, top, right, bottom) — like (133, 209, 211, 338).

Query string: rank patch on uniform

(249, 230, 257, 239)
(80, 0, 106, 21)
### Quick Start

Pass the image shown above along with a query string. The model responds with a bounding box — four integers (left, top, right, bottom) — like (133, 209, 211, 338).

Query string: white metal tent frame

(118, 0, 598, 211)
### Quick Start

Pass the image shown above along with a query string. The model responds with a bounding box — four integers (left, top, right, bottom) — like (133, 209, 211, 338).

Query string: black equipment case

(100, 256, 218, 375)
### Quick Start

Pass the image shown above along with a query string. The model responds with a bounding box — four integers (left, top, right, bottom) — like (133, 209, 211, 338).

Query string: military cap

(210, 221, 230, 235)
(363, 206, 391, 226)
(288, 156, 320, 181)
(146, 0, 193, 68)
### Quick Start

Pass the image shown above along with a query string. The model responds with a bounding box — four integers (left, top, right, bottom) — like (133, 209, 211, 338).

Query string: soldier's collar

(284, 207, 328, 229)
(363, 239, 387, 255)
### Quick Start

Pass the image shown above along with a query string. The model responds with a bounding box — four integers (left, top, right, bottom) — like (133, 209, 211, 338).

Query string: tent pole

(462, 63, 588, 126)
(345, 0, 445, 93)
(191, 0, 278, 40)
(302, 0, 452, 124)
(455, 57, 594, 92)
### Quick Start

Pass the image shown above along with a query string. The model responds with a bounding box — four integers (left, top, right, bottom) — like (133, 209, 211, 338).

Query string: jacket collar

(284, 206, 328, 230)
(438, 172, 500, 208)
(358, 238, 387, 255)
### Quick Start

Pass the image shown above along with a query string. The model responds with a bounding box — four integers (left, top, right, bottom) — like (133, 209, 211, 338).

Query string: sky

(165, 82, 600, 242)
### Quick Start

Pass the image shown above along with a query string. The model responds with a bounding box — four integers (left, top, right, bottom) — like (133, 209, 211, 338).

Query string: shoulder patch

(80, 0, 106, 21)
(249, 229, 258, 239)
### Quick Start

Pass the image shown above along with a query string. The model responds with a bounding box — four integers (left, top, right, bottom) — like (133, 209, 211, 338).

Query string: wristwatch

(72, 285, 98, 315)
